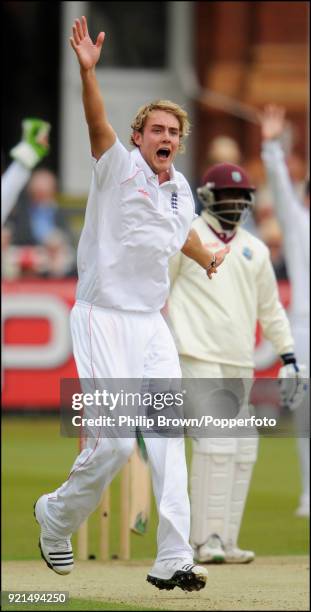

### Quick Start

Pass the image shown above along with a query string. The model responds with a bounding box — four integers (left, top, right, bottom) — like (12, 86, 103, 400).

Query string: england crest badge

(171, 192, 178, 215)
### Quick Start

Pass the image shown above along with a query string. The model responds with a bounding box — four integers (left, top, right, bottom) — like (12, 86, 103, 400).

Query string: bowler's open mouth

(156, 148, 170, 159)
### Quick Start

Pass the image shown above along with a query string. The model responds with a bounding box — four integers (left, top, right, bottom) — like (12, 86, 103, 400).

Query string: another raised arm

(70, 16, 116, 159)
(259, 105, 305, 228)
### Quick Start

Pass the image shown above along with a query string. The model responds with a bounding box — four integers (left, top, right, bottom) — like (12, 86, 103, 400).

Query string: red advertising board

(2, 279, 78, 409)
(2, 279, 291, 410)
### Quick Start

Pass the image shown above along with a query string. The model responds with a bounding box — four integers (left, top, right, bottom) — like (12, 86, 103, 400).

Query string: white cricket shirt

(76, 138, 196, 311)
(168, 213, 294, 367)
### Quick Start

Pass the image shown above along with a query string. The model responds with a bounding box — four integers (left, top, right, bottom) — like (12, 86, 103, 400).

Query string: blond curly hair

(130, 100, 190, 153)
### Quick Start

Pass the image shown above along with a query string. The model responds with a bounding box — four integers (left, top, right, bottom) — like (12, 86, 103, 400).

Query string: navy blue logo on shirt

(242, 246, 253, 260)
(171, 192, 178, 215)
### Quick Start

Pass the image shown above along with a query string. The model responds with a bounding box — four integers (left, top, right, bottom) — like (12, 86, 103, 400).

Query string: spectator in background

(6, 169, 76, 278)
(247, 177, 288, 280)
(10, 169, 67, 245)
(257, 216, 287, 280)
(43, 228, 76, 278)
(195, 136, 243, 215)
(206, 136, 242, 167)
(260, 104, 309, 518)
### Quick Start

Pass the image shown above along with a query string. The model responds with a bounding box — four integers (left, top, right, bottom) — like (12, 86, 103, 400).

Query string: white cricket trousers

(45, 301, 193, 562)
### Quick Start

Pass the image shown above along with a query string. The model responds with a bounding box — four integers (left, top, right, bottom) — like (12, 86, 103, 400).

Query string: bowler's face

(133, 110, 181, 176)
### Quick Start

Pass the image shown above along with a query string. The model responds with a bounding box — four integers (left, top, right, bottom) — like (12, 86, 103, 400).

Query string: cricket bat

(130, 430, 151, 534)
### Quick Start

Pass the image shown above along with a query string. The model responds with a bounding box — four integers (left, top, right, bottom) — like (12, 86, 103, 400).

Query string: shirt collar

(130, 146, 181, 189)
(201, 211, 237, 243)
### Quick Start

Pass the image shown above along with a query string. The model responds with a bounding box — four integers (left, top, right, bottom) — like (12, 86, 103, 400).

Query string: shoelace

(181, 563, 195, 571)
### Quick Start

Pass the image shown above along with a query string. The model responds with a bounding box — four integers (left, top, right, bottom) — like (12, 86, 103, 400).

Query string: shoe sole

(147, 570, 207, 592)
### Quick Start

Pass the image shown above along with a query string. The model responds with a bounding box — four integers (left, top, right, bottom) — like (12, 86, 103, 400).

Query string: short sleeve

(93, 138, 133, 189)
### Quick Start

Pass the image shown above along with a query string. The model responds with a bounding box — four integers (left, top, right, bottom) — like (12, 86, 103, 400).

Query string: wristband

(280, 353, 298, 367)
(206, 255, 216, 274)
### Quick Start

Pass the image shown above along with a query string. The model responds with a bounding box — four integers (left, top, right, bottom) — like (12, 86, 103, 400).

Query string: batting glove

(10, 118, 51, 170)
(278, 353, 307, 411)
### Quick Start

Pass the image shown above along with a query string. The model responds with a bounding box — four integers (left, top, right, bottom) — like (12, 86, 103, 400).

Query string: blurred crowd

(1, 123, 308, 282)
(2, 168, 77, 279)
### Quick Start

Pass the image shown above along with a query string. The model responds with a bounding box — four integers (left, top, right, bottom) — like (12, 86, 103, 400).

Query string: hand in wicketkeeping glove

(278, 355, 308, 411)
(10, 118, 51, 170)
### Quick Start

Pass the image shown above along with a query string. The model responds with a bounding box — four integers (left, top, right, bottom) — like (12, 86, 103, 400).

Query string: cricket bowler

(34, 16, 229, 592)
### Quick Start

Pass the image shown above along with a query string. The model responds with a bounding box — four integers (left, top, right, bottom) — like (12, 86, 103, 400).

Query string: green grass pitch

(2, 416, 309, 561)
(1, 598, 155, 611)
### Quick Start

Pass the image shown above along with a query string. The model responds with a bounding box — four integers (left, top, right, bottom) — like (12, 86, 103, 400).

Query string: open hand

(259, 105, 286, 142)
(70, 16, 105, 70)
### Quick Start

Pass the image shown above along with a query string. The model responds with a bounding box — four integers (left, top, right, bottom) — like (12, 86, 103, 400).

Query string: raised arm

(70, 16, 116, 159)
(259, 105, 303, 227)
(181, 229, 229, 279)
(2, 118, 50, 226)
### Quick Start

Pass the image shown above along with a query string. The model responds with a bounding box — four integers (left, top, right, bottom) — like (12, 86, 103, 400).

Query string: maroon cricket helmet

(197, 162, 256, 227)
(202, 163, 256, 192)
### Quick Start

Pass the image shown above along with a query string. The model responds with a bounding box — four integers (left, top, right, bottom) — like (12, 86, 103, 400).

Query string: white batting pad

(190, 436, 258, 553)
(225, 437, 258, 548)
(190, 437, 237, 549)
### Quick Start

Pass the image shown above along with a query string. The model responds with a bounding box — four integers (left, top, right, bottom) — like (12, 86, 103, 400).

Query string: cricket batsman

(168, 161, 305, 563)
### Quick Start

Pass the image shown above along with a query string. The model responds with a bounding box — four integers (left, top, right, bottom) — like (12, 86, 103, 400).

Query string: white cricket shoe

(34, 495, 74, 575)
(295, 495, 310, 518)
(147, 558, 208, 591)
(195, 534, 225, 564)
(224, 546, 255, 564)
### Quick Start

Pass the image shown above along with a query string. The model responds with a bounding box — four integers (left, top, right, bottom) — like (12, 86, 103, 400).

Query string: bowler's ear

(132, 130, 142, 146)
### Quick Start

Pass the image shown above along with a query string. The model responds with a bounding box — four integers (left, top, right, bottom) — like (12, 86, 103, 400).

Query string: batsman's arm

(256, 254, 307, 411)
(257, 246, 294, 355)
(181, 228, 229, 279)
(70, 16, 116, 159)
